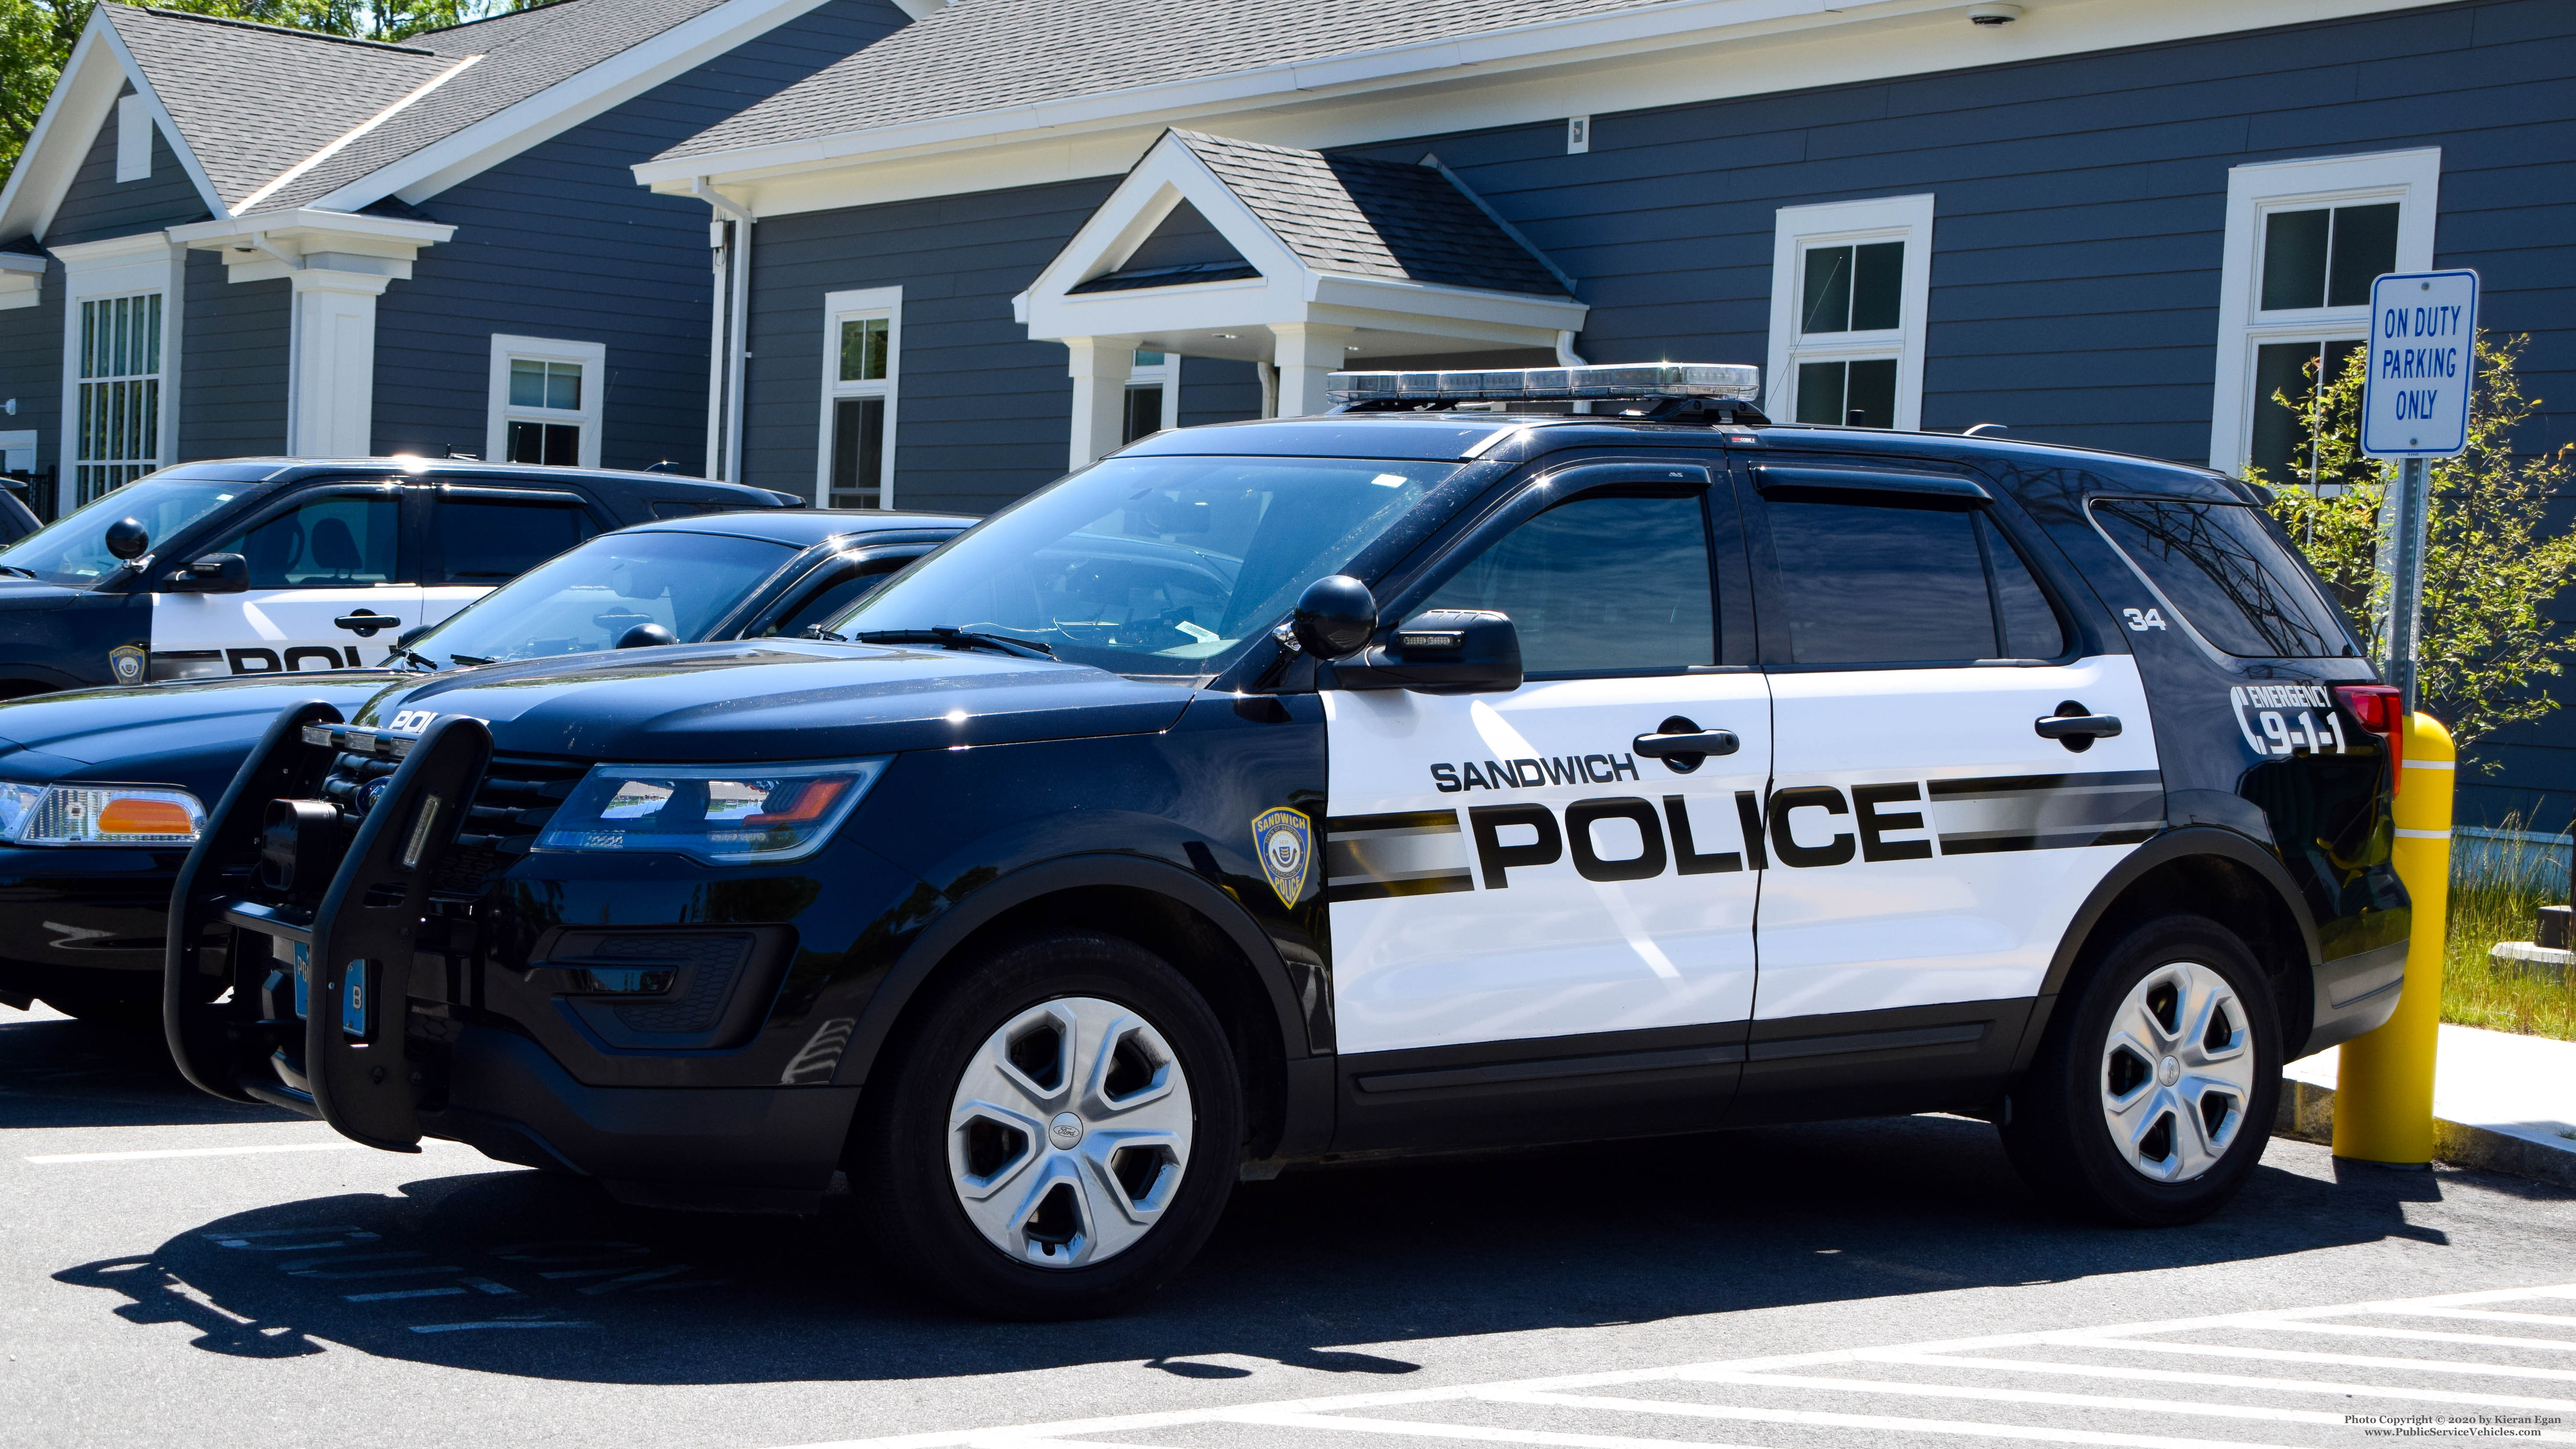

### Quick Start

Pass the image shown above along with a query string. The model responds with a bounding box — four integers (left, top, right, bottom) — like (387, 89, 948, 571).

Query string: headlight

(0, 782, 207, 846)
(534, 760, 887, 865)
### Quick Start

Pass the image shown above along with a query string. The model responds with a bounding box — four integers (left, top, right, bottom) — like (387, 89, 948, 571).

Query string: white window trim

(2208, 147, 2440, 477)
(51, 231, 182, 516)
(816, 285, 902, 508)
(486, 334, 605, 470)
(1128, 348, 1180, 438)
(1765, 194, 1934, 432)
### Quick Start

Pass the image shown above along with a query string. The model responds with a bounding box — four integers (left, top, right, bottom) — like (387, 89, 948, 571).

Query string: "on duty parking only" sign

(2361, 269, 2479, 458)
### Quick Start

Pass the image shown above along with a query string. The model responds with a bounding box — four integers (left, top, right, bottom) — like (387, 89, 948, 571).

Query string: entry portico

(1014, 130, 1586, 466)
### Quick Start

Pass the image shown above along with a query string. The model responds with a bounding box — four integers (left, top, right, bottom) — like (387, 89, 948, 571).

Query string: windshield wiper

(0, 565, 36, 580)
(391, 646, 441, 671)
(448, 653, 493, 666)
(854, 628, 1054, 660)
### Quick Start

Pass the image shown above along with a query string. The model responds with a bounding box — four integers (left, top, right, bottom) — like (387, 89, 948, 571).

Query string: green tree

(2253, 333, 2576, 760)
(1, 0, 546, 178)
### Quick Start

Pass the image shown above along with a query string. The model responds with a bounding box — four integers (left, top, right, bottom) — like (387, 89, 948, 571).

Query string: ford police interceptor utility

(0, 458, 793, 697)
(166, 364, 2410, 1320)
(0, 508, 965, 1023)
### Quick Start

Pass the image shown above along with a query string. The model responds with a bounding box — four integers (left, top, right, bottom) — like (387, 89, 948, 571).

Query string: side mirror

(162, 553, 247, 594)
(616, 622, 675, 649)
(104, 517, 149, 561)
(1331, 610, 1523, 694)
(1292, 575, 1376, 658)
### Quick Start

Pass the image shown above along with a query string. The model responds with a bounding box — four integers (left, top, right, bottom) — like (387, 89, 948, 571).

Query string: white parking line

(775, 1280, 2576, 1449)
(26, 1138, 469, 1164)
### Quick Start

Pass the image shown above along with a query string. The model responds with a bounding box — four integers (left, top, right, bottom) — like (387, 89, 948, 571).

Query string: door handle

(334, 610, 401, 637)
(2035, 701, 2121, 752)
(1633, 717, 1740, 774)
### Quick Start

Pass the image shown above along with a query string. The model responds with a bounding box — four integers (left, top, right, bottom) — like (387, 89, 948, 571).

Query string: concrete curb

(2275, 1079, 2576, 1188)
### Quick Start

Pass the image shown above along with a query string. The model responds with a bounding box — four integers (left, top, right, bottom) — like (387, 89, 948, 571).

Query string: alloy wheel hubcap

(947, 996, 1193, 1269)
(2099, 961, 2258, 1183)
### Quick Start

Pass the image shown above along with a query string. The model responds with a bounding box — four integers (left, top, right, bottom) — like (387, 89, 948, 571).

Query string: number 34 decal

(2122, 607, 2168, 632)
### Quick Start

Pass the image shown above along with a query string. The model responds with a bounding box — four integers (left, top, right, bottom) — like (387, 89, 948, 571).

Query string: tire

(850, 929, 1243, 1320)
(2001, 914, 2281, 1227)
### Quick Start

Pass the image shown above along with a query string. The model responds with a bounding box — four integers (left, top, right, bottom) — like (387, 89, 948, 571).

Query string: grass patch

(2442, 816, 2576, 1042)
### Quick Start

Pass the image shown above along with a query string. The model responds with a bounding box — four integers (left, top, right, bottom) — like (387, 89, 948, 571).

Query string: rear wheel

(2002, 915, 2280, 1226)
(850, 930, 1241, 1319)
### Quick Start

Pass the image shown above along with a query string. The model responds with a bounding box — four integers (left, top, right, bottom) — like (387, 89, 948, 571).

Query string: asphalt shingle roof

(107, 6, 451, 212)
(97, 0, 738, 217)
(255, 0, 735, 212)
(1137, 131, 1568, 298)
(658, 0, 1675, 164)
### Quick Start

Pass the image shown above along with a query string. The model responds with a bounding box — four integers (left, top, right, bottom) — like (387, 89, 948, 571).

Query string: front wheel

(2001, 915, 2281, 1226)
(850, 930, 1242, 1319)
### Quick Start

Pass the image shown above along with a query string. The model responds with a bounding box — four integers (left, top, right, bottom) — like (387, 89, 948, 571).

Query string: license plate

(271, 938, 310, 1020)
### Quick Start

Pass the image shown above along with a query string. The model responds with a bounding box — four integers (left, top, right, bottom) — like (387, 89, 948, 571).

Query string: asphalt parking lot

(5, 1001, 2573, 1449)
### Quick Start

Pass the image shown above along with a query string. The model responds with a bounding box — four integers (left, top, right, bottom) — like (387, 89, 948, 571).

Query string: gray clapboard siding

(44, 102, 211, 249)
(741, 177, 1117, 513)
(0, 257, 65, 489)
(370, 0, 907, 470)
(176, 250, 287, 461)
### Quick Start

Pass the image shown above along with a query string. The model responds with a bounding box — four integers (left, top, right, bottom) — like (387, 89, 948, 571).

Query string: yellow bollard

(2332, 712, 2456, 1165)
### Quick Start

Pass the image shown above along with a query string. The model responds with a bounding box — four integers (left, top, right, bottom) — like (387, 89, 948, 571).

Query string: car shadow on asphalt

(0, 1015, 298, 1130)
(52, 1110, 2542, 1385)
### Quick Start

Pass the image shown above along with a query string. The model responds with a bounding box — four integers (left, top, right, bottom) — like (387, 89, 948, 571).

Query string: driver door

(150, 485, 418, 675)
(1324, 461, 1772, 1150)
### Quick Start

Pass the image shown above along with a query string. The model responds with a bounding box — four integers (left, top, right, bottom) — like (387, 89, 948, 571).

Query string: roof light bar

(1327, 362, 1761, 405)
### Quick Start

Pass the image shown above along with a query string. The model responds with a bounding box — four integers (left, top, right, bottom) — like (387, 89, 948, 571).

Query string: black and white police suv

(167, 364, 2409, 1320)
(0, 458, 795, 697)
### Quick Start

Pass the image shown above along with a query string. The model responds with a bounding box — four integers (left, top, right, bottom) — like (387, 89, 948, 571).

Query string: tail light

(2334, 684, 2406, 792)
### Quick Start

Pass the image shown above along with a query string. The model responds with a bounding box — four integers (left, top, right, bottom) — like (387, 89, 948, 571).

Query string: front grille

(317, 750, 589, 899)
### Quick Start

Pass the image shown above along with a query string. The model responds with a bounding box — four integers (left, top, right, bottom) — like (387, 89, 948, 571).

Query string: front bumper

(0, 846, 201, 1009)
(168, 708, 925, 1204)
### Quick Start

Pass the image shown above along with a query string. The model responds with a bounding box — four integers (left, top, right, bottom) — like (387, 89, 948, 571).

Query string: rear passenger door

(1743, 458, 2158, 1105)
(420, 484, 602, 631)
(150, 484, 417, 674)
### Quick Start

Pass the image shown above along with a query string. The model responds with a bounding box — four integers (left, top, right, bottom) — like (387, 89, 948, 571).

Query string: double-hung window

(2208, 149, 2440, 482)
(1123, 348, 1179, 444)
(488, 335, 605, 469)
(819, 287, 901, 508)
(75, 291, 163, 503)
(1765, 195, 1934, 431)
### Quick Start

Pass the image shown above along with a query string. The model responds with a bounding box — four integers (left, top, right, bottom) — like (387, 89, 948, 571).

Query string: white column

(1064, 335, 1135, 469)
(1271, 323, 1355, 418)
(288, 269, 389, 457)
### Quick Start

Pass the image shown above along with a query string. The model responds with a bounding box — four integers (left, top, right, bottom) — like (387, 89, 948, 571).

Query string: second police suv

(167, 364, 2410, 1320)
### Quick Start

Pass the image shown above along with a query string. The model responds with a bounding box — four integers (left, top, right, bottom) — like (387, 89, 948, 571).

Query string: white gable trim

(0, 18, 230, 243)
(641, 0, 2456, 219)
(303, 0, 839, 213)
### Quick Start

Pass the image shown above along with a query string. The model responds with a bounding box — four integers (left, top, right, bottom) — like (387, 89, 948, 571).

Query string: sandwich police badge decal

(1252, 807, 1312, 908)
(108, 646, 145, 686)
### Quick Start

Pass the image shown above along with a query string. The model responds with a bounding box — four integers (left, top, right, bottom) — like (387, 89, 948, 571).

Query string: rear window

(2089, 499, 2351, 659)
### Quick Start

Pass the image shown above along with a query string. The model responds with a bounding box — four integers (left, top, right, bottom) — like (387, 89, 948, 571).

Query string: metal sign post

(2335, 268, 2476, 1170)
(2359, 268, 2478, 710)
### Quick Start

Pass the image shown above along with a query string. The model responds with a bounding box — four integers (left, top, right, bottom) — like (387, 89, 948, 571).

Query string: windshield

(834, 455, 1467, 675)
(407, 530, 797, 668)
(0, 473, 265, 587)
